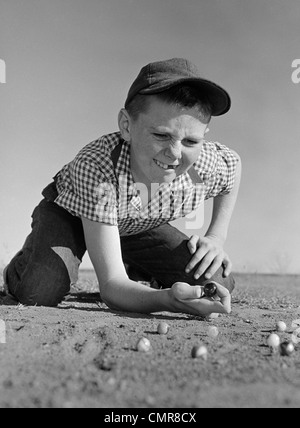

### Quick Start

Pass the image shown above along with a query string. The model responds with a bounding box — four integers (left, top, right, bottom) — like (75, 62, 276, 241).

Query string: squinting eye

(153, 133, 169, 140)
(184, 140, 199, 146)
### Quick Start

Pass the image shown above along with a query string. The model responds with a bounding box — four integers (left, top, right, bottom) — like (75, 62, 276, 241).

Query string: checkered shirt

(55, 132, 239, 236)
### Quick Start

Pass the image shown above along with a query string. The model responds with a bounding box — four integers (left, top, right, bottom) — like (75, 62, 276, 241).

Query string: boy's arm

(205, 150, 242, 242)
(81, 218, 231, 316)
(186, 151, 242, 279)
(82, 218, 169, 313)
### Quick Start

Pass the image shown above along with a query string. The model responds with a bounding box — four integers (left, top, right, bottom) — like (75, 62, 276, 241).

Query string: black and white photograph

(1, 0, 300, 410)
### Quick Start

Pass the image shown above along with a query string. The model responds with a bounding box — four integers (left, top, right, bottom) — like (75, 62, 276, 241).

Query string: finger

(201, 294, 231, 314)
(179, 296, 231, 316)
(185, 247, 208, 273)
(214, 283, 230, 298)
(223, 257, 233, 277)
(210, 299, 231, 314)
(202, 282, 231, 312)
(187, 235, 200, 255)
(172, 282, 203, 301)
(215, 284, 231, 313)
(204, 256, 223, 279)
(194, 253, 217, 279)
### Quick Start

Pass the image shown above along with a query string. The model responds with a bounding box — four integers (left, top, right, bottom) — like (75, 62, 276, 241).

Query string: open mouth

(154, 159, 179, 171)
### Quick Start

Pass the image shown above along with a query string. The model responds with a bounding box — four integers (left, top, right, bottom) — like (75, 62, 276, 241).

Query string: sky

(1, 0, 300, 273)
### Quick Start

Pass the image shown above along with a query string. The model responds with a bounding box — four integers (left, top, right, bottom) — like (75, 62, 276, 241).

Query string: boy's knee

(207, 267, 236, 295)
(7, 260, 71, 307)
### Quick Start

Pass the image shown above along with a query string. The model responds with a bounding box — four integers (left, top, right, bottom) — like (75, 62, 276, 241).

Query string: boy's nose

(165, 142, 182, 161)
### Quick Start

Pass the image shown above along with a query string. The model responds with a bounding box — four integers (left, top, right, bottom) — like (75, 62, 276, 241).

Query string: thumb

(223, 257, 232, 277)
(187, 235, 200, 255)
(172, 282, 203, 301)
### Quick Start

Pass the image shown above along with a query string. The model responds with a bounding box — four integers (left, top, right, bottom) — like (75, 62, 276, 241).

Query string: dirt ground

(0, 271, 300, 409)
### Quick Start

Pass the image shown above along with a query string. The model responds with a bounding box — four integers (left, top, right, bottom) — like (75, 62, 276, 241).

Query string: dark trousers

(5, 186, 235, 307)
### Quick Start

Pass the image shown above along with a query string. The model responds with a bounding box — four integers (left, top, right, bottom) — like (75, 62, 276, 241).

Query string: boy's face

(125, 97, 209, 186)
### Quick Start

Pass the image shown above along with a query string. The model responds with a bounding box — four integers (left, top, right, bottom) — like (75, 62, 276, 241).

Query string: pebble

(280, 342, 295, 357)
(267, 334, 281, 349)
(157, 322, 170, 335)
(276, 321, 287, 333)
(208, 326, 219, 339)
(191, 345, 208, 360)
(136, 338, 152, 353)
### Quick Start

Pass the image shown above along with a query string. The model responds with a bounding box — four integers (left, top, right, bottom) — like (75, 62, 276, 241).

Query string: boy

(3, 58, 241, 317)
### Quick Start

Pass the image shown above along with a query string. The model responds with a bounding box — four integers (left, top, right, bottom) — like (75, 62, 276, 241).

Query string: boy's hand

(186, 235, 232, 280)
(170, 282, 231, 317)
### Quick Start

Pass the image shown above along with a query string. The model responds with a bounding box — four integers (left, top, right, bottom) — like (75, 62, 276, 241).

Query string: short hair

(126, 84, 213, 124)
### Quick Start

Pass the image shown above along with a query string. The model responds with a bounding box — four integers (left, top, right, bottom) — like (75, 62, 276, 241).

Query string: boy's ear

(118, 109, 131, 142)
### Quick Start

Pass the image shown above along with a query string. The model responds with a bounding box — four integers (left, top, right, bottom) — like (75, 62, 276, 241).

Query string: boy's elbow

(102, 296, 120, 312)
(228, 147, 241, 164)
(232, 150, 242, 167)
(99, 280, 125, 312)
(232, 150, 242, 184)
(235, 152, 242, 170)
(99, 283, 115, 308)
(100, 289, 121, 311)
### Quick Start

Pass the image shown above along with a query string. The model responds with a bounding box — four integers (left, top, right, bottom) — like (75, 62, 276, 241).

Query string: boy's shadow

(1, 290, 206, 322)
(63, 291, 194, 321)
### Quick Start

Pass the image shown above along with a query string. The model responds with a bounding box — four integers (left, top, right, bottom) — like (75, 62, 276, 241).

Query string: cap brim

(139, 77, 231, 116)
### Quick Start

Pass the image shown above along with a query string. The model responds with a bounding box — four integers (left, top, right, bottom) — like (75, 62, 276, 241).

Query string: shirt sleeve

(195, 141, 239, 200)
(55, 145, 118, 225)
